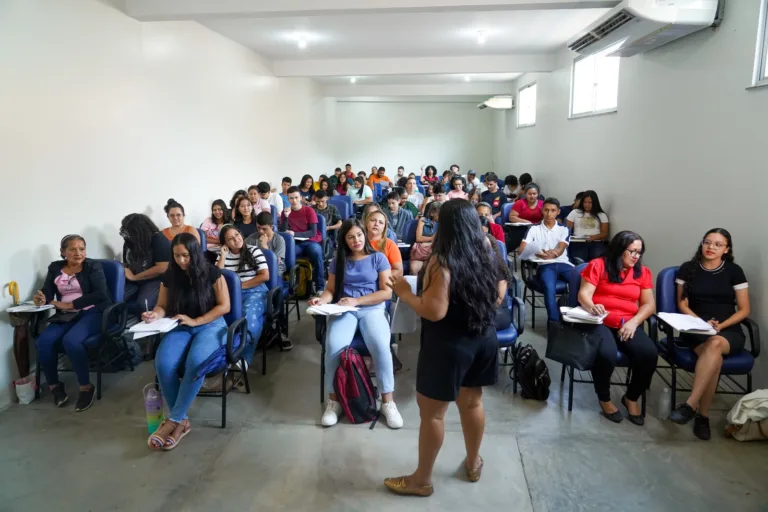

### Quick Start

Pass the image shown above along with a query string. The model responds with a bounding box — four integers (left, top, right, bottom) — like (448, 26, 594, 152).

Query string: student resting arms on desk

(161, 199, 201, 244)
(508, 183, 543, 224)
(566, 190, 609, 262)
(146, 233, 230, 451)
(33, 235, 111, 411)
(668, 228, 750, 440)
(309, 219, 402, 429)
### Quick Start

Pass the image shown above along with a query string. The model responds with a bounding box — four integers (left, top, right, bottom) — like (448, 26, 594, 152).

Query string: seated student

(317, 177, 332, 196)
(335, 173, 351, 196)
(366, 210, 404, 278)
(668, 229, 749, 440)
(518, 172, 533, 194)
(257, 181, 283, 213)
(33, 235, 110, 411)
(162, 199, 201, 244)
(298, 175, 315, 205)
(404, 177, 424, 211)
(476, 202, 506, 243)
(313, 190, 342, 244)
(558, 191, 584, 224)
(282, 186, 325, 292)
(440, 170, 453, 192)
(368, 166, 392, 189)
(200, 199, 230, 257)
(146, 233, 230, 451)
(396, 166, 405, 181)
(480, 173, 506, 220)
(329, 168, 342, 190)
(509, 183, 544, 224)
(120, 213, 171, 315)
(229, 190, 247, 218)
(566, 190, 609, 262)
(315, 175, 328, 192)
(420, 183, 447, 215)
(446, 176, 468, 200)
(348, 176, 374, 211)
(233, 196, 259, 238)
(396, 187, 420, 217)
(308, 219, 402, 429)
(467, 187, 481, 206)
(577, 231, 657, 425)
(517, 198, 573, 323)
(385, 191, 414, 241)
(280, 177, 292, 208)
(247, 185, 272, 216)
(503, 175, 519, 201)
(421, 165, 439, 188)
(409, 201, 441, 275)
(362, 203, 397, 242)
(216, 225, 271, 361)
(466, 170, 485, 193)
(344, 163, 355, 180)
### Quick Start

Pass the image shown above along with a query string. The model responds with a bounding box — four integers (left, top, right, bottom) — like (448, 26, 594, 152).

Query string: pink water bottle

(143, 384, 164, 434)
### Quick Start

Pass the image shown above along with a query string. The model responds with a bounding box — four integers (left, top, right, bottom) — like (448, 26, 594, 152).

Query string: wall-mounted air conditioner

(477, 95, 515, 110)
(566, 0, 721, 57)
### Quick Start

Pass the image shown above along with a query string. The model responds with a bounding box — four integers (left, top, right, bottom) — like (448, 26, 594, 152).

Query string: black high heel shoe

(621, 395, 644, 426)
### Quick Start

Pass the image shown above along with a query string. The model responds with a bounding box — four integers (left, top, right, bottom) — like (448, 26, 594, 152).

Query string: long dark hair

(233, 196, 253, 223)
(165, 233, 213, 317)
(575, 190, 606, 224)
(300, 174, 313, 191)
(425, 199, 497, 335)
(603, 231, 645, 283)
(211, 199, 231, 226)
(450, 176, 466, 192)
(354, 176, 365, 198)
(218, 225, 260, 274)
(425, 165, 437, 178)
(120, 213, 160, 260)
(332, 219, 375, 303)
(229, 190, 247, 210)
(682, 228, 734, 300)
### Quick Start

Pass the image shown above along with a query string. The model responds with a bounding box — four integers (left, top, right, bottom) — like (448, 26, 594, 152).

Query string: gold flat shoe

(466, 456, 484, 482)
(383, 476, 434, 497)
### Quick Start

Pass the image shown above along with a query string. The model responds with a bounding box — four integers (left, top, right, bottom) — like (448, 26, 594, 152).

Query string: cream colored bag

(725, 390, 768, 441)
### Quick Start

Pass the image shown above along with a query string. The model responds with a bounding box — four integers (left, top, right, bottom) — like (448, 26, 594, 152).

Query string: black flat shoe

(621, 395, 644, 426)
(600, 402, 623, 423)
(669, 403, 696, 425)
(693, 414, 711, 441)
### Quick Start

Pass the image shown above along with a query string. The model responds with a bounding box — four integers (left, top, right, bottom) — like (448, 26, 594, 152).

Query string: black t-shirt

(235, 220, 258, 239)
(677, 261, 747, 323)
(124, 232, 171, 279)
(162, 265, 222, 318)
(481, 190, 507, 215)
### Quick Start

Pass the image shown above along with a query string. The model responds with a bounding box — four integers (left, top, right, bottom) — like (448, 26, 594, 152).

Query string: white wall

(0, 0, 334, 407)
(335, 101, 495, 177)
(501, 0, 768, 384)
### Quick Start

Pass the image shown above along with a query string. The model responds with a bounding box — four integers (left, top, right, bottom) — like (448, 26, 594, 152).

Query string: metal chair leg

(512, 349, 518, 394)
(122, 336, 135, 372)
(320, 347, 326, 403)
(221, 370, 227, 428)
(241, 358, 251, 394)
(560, 365, 566, 383)
(296, 298, 301, 321)
(531, 290, 536, 329)
(641, 391, 647, 417)
(567, 367, 574, 412)
(35, 354, 41, 399)
(670, 364, 677, 413)
(262, 340, 267, 376)
(96, 348, 103, 400)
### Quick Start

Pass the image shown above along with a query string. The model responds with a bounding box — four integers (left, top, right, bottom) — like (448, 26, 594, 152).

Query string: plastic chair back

(373, 183, 383, 200)
(329, 196, 351, 220)
(197, 229, 207, 253)
(416, 184, 425, 196)
(316, 213, 327, 241)
(656, 266, 681, 314)
(220, 269, 243, 326)
(96, 259, 125, 302)
(278, 232, 296, 272)
(270, 205, 278, 230)
(498, 202, 514, 225)
(566, 263, 588, 307)
(262, 249, 280, 290)
(403, 219, 419, 246)
(496, 240, 508, 266)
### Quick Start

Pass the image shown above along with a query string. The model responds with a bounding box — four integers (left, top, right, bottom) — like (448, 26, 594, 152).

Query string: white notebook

(129, 318, 179, 340)
(307, 304, 359, 316)
(657, 313, 717, 335)
(560, 306, 607, 324)
(7, 303, 54, 313)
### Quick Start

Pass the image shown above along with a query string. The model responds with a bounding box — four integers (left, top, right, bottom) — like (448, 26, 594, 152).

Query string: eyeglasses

(702, 240, 726, 249)
(625, 250, 643, 258)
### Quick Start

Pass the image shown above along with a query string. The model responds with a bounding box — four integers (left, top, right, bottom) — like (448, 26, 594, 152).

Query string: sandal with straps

(147, 419, 175, 450)
(163, 419, 191, 451)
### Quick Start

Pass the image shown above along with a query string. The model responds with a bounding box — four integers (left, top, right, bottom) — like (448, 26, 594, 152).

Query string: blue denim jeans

(241, 285, 268, 365)
(324, 305, 393, 397)
(537, 262, 573, 322)
(296, 241, 325, 288)
(155, 317, 227, 422)
(37, 309, 102, 386)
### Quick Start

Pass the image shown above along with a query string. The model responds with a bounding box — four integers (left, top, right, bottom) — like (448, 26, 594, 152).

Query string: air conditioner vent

(568, 10, 635, 52)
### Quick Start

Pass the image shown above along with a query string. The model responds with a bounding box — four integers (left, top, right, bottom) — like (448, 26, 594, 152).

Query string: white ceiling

(313, 73, 521, 85)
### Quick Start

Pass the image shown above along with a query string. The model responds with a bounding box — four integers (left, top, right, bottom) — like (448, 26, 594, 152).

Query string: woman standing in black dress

(384, 199, 500, 497)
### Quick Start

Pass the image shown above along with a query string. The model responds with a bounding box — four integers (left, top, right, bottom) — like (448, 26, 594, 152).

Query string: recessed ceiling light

(350, 77, 357, 84)
(464, 76, 471, 82)
(297, 39, 307, 49)
(477, 31, 487, 45)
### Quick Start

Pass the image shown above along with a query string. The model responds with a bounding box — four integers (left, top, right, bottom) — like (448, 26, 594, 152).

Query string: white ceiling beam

(126, 0, 620, 21)
(274, 55, 555, 77)
(325, 83, 513, 97)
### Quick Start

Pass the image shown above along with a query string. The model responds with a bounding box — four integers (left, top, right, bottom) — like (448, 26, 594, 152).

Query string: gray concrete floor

(1, 304, 767, 512)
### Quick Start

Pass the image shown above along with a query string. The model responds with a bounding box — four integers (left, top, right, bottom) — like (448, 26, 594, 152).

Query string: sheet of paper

(129, 318, 179, 334)
(390, 276, 420, 334)
(7, 304, 54, 313)
(505, 222, 532, 227)
(307, 304, 360, 316)
(519, 240, 543, 261)
(658, 313, 717, 334)
(397, 243, 411, 248)
(560, 306, 607, 322)
(294, 237, 309, 241)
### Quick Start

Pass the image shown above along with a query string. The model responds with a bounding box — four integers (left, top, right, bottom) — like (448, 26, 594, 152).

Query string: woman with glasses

(577, 231, 658, 426)
(33, 235, 111, 412)
(668, 229, 749, 440)
(161, 199, 201, 244)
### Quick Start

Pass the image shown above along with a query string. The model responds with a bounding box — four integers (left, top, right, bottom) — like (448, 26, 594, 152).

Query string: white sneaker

(321, 400, 342, 427)
(381, 401, 403, 429)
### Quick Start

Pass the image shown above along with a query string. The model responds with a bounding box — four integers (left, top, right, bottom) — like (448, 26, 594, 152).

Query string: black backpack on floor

(513, 344, 551, 401)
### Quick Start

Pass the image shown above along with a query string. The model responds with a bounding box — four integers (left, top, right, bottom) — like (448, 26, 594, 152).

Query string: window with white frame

(754, 0, 768, 85)
(570, 42, 622, 118)
(517, 82, 537, 127)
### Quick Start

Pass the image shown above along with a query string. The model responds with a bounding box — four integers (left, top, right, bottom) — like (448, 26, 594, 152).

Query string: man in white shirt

(465, 170, 486, 193)
(518, 197, 573, 323)
(259, 182, 283, 212)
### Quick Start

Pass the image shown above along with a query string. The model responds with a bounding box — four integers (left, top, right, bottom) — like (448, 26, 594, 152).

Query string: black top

(314, 204, 341, 241)
(123, 232, 170, 279)
(481, 190, 507, 215)
(235, 220, 258, 239)
(41, 259, 112, 312)
(677, 261, 748, 323)
(162, 265, 222, 318)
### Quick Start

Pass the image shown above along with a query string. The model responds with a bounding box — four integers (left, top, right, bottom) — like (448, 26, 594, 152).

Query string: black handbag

(48, 311, 81, 324)
(545, 320, 602, 371)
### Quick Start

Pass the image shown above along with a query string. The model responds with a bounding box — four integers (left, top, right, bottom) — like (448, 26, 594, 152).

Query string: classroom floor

(1, 305, 767, 512)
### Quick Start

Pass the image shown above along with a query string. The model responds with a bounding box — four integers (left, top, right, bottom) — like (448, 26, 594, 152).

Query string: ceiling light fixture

(297, 39, 307, 49)
(350, 77, 357, 84)
(480, 95, 514, 109)
(464, 76, 471, 82)
(477, 31, 487, 45)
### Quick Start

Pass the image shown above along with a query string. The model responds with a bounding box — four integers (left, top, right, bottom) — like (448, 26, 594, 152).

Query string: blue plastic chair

(496, 244, 525, 392)
(655, 266, 760, 412)
(416, 184, 425, 196)
(520, 258, 568, 330)
(373, 183, 383, 201)
(35, 260, 129, 401)
(497, 202, 515, 226)
(197, 228, 207, 253)
(329, 196, 351, 220)
(270, 205, 278, 230)
(559, 264, 649, 414)
(255, 249, 284, 376)
(278, 232, 300, 330)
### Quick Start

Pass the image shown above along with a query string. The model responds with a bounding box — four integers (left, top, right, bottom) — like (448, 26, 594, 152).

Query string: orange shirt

(162, 225, 196, 241)
(371, 238, 402, 268)
(368, 175, 392, 188)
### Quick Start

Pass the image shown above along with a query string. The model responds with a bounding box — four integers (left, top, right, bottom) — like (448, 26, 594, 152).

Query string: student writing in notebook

(668, 228, 750, 440)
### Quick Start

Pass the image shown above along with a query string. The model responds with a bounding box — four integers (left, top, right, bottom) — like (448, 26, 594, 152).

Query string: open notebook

(560, 306, 607, 324)
(657, 313, 717, 335)
(129, 318, 179, 340)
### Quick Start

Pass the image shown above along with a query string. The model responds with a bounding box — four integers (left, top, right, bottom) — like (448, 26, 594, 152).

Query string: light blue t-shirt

(329, 252, 390, 299)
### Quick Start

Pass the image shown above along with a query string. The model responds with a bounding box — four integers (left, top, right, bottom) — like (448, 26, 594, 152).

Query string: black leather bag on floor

(545, 321, 601, 371)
